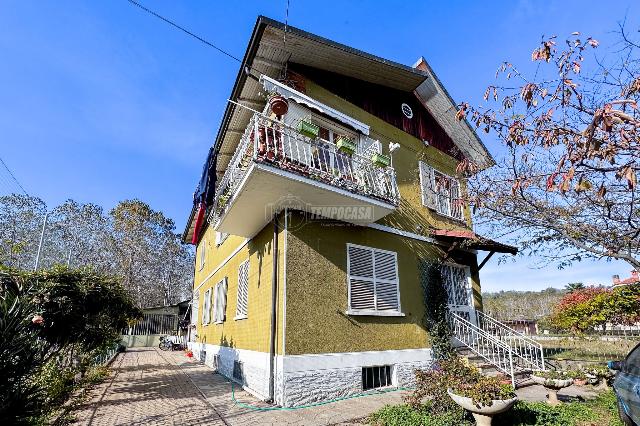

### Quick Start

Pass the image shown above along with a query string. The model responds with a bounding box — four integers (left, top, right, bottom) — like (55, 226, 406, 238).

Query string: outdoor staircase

(449, 311, 546, 388)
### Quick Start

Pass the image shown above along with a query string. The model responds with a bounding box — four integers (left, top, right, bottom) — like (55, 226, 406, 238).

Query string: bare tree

(458, 25, 640, 269)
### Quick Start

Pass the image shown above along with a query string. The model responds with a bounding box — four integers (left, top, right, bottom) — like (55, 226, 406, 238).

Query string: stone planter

(447, 390, 518, 426)
(531, 375, 573, 405)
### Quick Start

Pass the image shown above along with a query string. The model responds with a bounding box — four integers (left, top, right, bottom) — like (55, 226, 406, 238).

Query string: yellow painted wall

(303, 79, 473, 234)
(284, 211, 479, 355)
(193, 219, 286, 354)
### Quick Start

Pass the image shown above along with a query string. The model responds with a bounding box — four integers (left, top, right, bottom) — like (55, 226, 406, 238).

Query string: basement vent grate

(362, 365, 392, 390)
(233, 360, 244, 382)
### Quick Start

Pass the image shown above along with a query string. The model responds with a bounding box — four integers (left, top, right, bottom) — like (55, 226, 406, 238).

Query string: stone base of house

(187, 343, 432, 407)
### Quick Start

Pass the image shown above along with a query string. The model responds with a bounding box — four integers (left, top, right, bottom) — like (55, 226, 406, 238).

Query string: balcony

(209, 113, 399, 238)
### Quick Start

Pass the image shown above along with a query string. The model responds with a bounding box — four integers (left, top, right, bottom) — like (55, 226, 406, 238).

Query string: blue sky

(1, 0, 638, 291)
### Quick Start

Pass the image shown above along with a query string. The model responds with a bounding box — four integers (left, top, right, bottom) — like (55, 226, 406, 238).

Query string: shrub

(0, 266, 141, 424)
(369, 403, 472, 426)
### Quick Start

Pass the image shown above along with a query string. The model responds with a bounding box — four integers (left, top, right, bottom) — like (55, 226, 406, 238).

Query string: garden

(0, 266, 141, 425)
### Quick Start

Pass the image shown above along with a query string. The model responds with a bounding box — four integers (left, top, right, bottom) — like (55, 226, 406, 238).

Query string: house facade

(183, 16, 517, 407)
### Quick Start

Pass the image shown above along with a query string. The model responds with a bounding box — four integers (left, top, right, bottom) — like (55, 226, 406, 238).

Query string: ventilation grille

(233, 360, 244, 382)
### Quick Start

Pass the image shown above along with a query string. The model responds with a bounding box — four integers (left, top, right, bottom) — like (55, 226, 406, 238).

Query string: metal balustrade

(476, 310, 546, 371)
(450, 311, 516, 388)
(208, 113, 399, 226)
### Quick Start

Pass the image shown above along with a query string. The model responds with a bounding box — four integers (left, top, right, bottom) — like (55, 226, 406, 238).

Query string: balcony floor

(214, 162, 396, 237)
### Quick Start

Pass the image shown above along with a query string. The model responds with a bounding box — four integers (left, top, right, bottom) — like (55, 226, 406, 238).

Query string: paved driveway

(72, 347, 405, 426)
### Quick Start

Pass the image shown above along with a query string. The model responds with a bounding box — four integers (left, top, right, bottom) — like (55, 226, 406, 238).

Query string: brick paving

(72, 347, 603, 425)
(71, 347, 405, 426)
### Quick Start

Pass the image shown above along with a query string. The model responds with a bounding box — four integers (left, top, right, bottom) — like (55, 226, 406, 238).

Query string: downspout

(268, 215, 279, 402)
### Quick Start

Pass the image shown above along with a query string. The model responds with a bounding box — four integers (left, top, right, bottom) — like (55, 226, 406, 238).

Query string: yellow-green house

(182, 16, 516, 407)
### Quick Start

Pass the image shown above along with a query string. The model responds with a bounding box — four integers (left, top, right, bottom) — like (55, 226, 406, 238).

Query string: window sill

(346, 310, 405, 317)
(214, 321, 224, 325)
(234, 315, 248, 321)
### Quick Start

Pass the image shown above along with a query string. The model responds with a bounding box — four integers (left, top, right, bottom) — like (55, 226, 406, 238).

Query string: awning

(431, 229, 518, 255)
(260, 75, 370, 135)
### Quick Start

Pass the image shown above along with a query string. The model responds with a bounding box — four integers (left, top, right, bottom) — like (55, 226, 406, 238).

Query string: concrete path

(72, 347, 405, 426)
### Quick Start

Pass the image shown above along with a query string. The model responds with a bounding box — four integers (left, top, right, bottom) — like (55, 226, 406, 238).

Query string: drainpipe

(268, 215, 279, 402)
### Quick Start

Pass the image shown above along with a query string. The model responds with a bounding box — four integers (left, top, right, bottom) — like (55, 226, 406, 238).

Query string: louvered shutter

(419, 161, 437, 209)
(202, 289, 211, 325)
(374, 251, 399, 311)
(348, 245, 376, 311)
(236, 261, 249, 318)
(219, 278, 228, 322)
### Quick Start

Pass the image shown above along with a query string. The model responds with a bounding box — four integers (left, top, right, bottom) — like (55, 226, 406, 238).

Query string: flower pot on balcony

(268, 94, 289, 117)
(336, 136, 356, 155)
(297, 119, 319, 139)
(371, 153, 391, 167)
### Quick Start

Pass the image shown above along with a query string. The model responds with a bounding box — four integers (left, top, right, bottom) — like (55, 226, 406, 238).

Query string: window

(215, 231, 228, 246)
(199, 239, 207, 271)
(191, 290, 200, 326)
(625, 343, 640, 376)
(212, 278, 228, 324)
(347, 244, 400, 315)
(362, 365, 393, 390)
(418, 161, 464, 221)
(235, 260, 249, 319)
(201, 288, 212, 325)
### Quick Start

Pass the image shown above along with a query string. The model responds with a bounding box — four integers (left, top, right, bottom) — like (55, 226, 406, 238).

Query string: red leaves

(546, 173, 557, 191)
(532, 38, 556, 62)
(587, 38, 599, 48)
(520, 83, 538, 108)
(617, 166, 637, 190)
(455, 102, 469, 121)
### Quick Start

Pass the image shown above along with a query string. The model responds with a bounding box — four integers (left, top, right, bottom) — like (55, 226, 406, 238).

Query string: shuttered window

(418, 161, 464, 221)
(235, 260, 249, 319)
(199, 239, 207, 271)
(202, 288, 212, 325)
(212, 278, 228, 323)
(347, 244, 400, 314)
(215, 231, 229, 246)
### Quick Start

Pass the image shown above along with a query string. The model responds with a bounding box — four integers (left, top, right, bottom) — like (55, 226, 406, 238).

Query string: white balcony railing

(208, 113, 399, 226)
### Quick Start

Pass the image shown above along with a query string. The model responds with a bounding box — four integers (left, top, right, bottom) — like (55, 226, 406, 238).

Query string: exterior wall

(284, 211, 478, 355)
(302, 78, 473, 233)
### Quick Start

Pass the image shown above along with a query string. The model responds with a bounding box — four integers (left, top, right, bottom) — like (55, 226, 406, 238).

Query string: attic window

(401, 103, 413, 119)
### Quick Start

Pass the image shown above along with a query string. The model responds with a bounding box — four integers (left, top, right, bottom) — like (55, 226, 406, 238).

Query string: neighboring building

(182, 16, 525, 406)
(501, 319, 538, 336)
(612, 270, 639, 287)
(122, 300, 191, 347)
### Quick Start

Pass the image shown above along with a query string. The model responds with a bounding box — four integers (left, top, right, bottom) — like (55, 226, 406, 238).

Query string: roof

(183, 16, 493, 242)
(431, 229, 518, 255)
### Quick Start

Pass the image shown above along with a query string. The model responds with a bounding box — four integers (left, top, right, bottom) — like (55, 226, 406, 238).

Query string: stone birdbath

(447, 390, 518, 426)
(531, 372, 573, 406)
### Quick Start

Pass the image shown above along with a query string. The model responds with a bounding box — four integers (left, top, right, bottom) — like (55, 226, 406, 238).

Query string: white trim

(234, 315, 248, 321)
(366, 223, 477, 254)
(261, 75, 370, 135)
(282, 348, 432, 373)
(256, 163, 395, 210)
(282, 208, 288, 357)
(194, 238, 250, 292)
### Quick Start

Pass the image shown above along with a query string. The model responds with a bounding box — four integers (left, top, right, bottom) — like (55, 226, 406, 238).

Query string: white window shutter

(419, 161, 437, 209)
(374, 251, 399, 311)
(236, 261, 249, 318)
(220, 278, 228, 321)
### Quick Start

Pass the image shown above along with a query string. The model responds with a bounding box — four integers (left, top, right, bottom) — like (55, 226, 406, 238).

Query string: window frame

(346, 243, 403, 317)
(215, 231, 229, 247)
(235, 259, 250, 320)
(212, 277, 228, 324)
(418, 161, 464, 221)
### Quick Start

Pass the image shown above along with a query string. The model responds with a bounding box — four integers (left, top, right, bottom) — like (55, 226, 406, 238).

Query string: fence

(123, 314, 179, 336)
(534, 335, 639, 362)
(94, 344, 120, 365)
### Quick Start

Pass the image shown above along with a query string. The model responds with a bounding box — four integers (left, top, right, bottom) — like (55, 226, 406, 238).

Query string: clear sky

(1, 0, 638, 291)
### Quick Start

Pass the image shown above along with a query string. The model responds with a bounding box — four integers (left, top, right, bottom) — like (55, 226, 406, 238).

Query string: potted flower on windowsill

(371, 152, 391, 167)
(447, 376, 517, 426)
(336, 136, 356, 155)
(297, 118, 319, 139)
(531, 370, 573, 405)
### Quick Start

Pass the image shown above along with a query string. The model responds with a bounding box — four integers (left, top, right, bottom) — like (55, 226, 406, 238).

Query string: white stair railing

(449, 312, 516, 388)
(476, 311, 545, 371)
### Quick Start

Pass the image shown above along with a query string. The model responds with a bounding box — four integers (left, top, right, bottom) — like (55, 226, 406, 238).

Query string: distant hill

(482, 288, 566, 320)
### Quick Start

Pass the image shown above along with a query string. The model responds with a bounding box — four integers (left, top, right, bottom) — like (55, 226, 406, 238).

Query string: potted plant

(297, 118, 319, 139)
(531, 370, 573, 405)
(569, 369, 587, 386)
(447, 376, 517, 426)
(336, 136, 357, 155)
(371, 152, 391, 167)
(588, 365, 614, 388)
